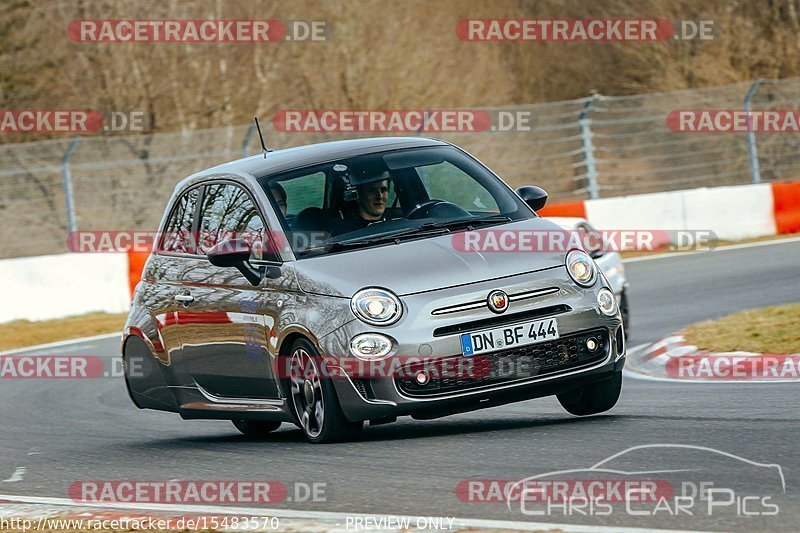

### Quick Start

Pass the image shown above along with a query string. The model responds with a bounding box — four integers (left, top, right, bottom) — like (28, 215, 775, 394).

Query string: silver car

(122, 137, 626, 443)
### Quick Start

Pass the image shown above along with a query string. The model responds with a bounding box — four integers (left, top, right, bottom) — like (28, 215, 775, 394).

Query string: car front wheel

(288, 339, 363, 444)
(557, 370, 622, 416)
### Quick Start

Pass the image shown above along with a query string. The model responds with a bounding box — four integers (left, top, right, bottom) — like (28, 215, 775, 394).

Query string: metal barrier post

(61, 139, 81, 233)
(744, 79, 763, 184)
(579, 93, 600, 199)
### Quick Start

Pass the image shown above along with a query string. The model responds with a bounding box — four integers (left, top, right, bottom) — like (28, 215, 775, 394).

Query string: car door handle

(175, 293, 194, 304)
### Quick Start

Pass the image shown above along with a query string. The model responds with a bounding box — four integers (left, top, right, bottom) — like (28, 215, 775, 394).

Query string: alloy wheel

(290, 348, 325, 439)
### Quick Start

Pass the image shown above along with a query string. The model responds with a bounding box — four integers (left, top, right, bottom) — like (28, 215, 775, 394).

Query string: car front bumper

(320, 266, 625, 422)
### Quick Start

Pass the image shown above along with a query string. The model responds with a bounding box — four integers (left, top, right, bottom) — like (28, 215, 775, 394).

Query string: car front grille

(396, 328, 608, 397)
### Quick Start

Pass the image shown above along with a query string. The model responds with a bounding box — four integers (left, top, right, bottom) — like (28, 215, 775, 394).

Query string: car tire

(232, 419, 281, 437)
(288, 338, 363, 444)
(557, 370, 622, 416)
(620, 291, 630, 339)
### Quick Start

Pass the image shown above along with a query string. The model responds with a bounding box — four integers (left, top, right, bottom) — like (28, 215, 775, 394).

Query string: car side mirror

(207, 238, 251, 267)
(515, 186, 548, 212)
(207, 239, 281, 286)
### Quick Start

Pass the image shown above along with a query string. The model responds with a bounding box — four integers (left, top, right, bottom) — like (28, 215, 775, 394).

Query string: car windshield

(258, 146, 534, 258)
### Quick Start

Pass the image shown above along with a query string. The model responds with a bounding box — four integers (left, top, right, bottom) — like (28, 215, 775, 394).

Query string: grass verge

(0, 312, 127, 352)
(684, 303, 800, 355)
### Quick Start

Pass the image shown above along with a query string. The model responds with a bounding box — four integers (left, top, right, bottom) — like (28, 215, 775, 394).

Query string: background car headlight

(566, 250, 597, 287)
(350, 333, 393, 359)
(351, 288, 402, 326)
(597, 288, 618, 316)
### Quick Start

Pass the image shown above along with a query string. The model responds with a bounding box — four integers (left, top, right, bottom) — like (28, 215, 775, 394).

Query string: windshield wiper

(443, 215, 512, 229)
(401, 215, 513, 234)
(346, 226, 453, 245)
(300, 240, 376, 254)
(300, 227, 451, 255)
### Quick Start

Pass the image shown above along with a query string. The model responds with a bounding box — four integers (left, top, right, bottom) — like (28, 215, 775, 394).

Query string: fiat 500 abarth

(123, 137, 626, 443)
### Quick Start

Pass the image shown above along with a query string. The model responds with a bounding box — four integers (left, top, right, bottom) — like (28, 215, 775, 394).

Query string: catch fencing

(1, 77, 799, 259)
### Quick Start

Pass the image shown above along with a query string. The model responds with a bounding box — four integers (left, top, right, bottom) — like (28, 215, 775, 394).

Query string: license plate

(460, 317, 559, 356)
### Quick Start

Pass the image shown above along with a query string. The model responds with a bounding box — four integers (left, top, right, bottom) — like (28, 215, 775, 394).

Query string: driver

(331, 171, 390, 236)
(356, 178, 389, 221)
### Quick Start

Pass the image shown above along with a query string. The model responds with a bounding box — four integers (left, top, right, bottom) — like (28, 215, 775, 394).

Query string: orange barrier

(127, 250, 150, 299)
(537, 200, 586, 219)
(771, 181, 800, 234)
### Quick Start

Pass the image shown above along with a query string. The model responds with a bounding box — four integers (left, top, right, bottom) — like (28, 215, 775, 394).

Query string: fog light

(415, 372, 430, 385)
(597, 288, 618, 316)
(350, 333, 393, 359)
(586, 337, 598, 351)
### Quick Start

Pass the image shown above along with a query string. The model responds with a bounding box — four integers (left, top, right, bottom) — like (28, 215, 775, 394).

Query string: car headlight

(351, 288, 402, 326)
(597, 288, 618, 316)
(566, 250, 597, 287)
(350, 333, 393, 359)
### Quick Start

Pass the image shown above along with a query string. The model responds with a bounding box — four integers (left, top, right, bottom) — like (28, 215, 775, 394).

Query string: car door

(172, 180, 282, 399)
(146, 185, 202, 366)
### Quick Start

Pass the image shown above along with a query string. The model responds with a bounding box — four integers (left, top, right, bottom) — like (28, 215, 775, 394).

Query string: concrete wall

(0, 253, 129, 323)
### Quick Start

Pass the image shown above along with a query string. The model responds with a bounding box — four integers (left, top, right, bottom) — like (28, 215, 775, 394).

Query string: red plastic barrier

(771, 181, 800, 234)
(536, 200, 587, 219)
(127, 250, 150, 299)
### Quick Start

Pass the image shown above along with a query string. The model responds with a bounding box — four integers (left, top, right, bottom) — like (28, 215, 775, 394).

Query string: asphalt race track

(1, 239, 798, 531)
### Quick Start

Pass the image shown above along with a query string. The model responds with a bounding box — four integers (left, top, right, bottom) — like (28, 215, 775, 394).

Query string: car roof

(195, 136, 449, 181)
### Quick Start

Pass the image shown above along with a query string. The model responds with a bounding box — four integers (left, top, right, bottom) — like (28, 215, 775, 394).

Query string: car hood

(292, 218, 569, 298)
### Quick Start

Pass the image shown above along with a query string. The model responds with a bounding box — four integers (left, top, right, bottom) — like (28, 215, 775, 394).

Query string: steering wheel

(405, 199, 447, 219)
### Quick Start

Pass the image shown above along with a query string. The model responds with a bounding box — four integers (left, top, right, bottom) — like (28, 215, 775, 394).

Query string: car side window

(160, 188, 200, 254)
(197, 183, 274, 261)
(279, 171, 326, 216)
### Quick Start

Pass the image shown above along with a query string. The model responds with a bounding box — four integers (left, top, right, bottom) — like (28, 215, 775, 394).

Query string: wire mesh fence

(2, 77, 799, 259)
